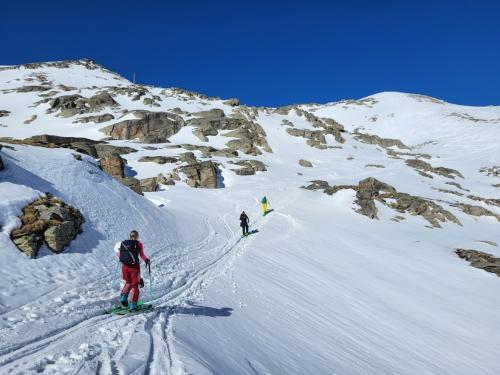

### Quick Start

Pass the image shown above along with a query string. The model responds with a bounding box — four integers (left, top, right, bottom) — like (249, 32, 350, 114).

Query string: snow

(0, 62, 499, 374)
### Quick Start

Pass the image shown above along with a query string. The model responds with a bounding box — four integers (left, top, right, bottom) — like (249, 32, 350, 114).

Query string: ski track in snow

(0, 194, 283, 375)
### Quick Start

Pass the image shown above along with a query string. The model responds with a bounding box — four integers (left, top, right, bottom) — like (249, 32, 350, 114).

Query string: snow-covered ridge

(0, 60, 499, 374)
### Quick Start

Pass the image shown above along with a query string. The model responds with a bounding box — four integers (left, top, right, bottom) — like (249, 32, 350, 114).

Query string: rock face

(405, 159, 463, 179)
(98, 152, 125, 178)
(456, 249, 500, 277)
(120, 177, 143, 195)
(0, 110, 10, 117)
(100, 111, 184, 143)
(451, 203, 500, 221)
(304, 177, 461, 227)
(157, 172, 179, 185)
(140, 177, 159, 192)
(479, 166, 500, 177)
(175, 161, 220, 188)
(230, 160, 267, 175)
(47, 92, 118, 117)
(353, 131, 409, 150)
(74, 114, 115, 124)
(299, 159, 313, 168)
(10, 195, 84, 257)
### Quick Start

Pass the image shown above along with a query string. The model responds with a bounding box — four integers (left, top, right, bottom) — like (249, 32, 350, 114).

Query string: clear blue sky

(2, 0, 499, 106)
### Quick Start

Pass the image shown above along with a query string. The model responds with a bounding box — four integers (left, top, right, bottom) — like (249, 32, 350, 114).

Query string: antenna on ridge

(133, 72, 136, 84)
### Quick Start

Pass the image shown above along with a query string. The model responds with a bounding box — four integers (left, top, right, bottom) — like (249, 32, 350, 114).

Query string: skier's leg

(129, 268, 140, 309)
(241, 225, 245, 236)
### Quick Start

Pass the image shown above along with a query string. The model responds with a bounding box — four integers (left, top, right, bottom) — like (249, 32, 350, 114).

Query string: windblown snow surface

(0, 61, 499, 374)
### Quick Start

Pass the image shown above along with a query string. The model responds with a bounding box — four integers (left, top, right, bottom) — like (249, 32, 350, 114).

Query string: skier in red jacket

(114, 230, 150, 310)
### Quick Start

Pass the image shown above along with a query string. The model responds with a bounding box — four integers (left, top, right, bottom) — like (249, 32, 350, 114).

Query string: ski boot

(129, 302, 139, 311)
(120, 294, 129, 308)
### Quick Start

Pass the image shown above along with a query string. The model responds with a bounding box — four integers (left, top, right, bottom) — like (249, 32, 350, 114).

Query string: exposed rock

(46, 92, 118, 117)
(72, 153, 82, 161)
(479, 166, 500, 177)
(24, 114, 37, 124)
(140, 177, 159, 192)
(10, 195, 84, 257)
(157, 173, 178, 185)
(445, 181, 469, 191)
(466, 195, 500, 207)
(230, 160, 267, 175)
(179, 144, 238, 158)
(44, 221, 78, 253)
(477, 240, 498, 247)
(100, 111, 184, 143)
(223, 98, 240, 106)
(456, 249, 500, 277)
(451, 203, 500, 221)
(406, 159, 463, 179)
(0, 110, 10, 117)
(138, 155, 178, 164)
(365, 164, 385, 168)
(74, 114, 115, 124)
(179, 152, 198, 165)
(99, 152, 125, 178)
(303, 177, 460, 227)
(354, 131, 410, 150)
(299, 159, 313, 168)
(119, 177, 143, 195)
(192, 108, 225, 118)
(16, 85, 51, 93)
(386, 149, 431, 159)
(175, 161, 220, 188)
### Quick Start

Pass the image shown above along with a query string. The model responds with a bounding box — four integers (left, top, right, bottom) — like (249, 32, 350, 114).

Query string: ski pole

(148, 263, 153, 304)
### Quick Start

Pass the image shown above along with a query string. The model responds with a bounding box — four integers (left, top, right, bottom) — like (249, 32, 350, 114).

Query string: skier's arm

(114, 242, 121, 259)
(138, 241, 149, 263)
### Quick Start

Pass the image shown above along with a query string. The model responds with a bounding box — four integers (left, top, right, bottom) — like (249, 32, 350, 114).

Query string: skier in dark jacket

(240, 211, 249, 236)
(114, 230, 150, 311)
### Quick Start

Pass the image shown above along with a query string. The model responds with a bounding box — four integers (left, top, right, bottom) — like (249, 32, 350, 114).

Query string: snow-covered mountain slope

(0, 60, 499, 374)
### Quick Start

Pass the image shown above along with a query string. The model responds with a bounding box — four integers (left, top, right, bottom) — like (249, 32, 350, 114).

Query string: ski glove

(145, 258, 151, 267)
(139, 278, 145, 288)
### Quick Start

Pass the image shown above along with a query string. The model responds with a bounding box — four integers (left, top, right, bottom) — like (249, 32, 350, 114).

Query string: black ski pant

(241, 223, 249, 235)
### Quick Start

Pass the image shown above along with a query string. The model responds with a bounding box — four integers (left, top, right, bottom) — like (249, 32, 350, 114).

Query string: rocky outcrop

(304, 177, 460, 227)
(175, 161, 221, 188)
(140, 177, 159, 192)
(405, 159, 463, 179)
(157, 172, 180, 185)
(138, 155, 178, 164)
(230, 160, 267, 175)
(299, 159, 313, 168)
(0, 110, 10, 117)
(365, 164, 385, 168)
(74, 114, 115, 124)
(98, 152, 125, 178)
(45, 92, 118, 117)
(479, 166, 500, 177)
(286, 128, 328, 150)
(451, 203, 500, 221)
(3, 134, 137, 159)
(386, 149, 431, 160)
(120, 177, 143, 195)
(456, 249, 500, 277)
(179, 144, 238, 158)
(354, 131, 410, 150)
(223, 98, 240, 106)
(100, 111, 184, 143)
(10, 195, 84, 257)
(16, 85, 51, 93)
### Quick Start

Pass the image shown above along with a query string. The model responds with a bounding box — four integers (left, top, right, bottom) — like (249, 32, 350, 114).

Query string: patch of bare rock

(304, 177, 461, 227)
(405, 159, 463, 179)
(455, 249, 500, 277)
(11, 195, 84, 258)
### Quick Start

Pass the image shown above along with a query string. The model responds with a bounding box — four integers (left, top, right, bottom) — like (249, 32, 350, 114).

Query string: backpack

(261, 197, 267, 204)
(119, 240, 140, 266)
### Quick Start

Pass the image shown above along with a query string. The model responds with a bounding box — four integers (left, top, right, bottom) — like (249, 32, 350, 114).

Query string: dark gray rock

(140, 177, 159, 192)
(175, 161, 221, 188)
(138, 156, 178, 164)
(299, 159, 313, 168)
(456, 249, 500, 277)
(406, 159, 463, 179)
(74, 114, 115, 124)
(119, 177, 143, 195)
(354, 131, 410, 150)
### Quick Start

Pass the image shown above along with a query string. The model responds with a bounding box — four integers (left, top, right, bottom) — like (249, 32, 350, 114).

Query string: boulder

(13, 235, 42, 258)
(119, 177, 143, 195)
(99, 152, 125, 178)
(100, 111, 184, 143)
(230, 160, 267, 176)
(10, 195, 84, 257)
(140, 177, 159, 192)
(299, 159, 313, 168)
(44, 221, 78, 253)
(0, 110, 10, 117)
(353, 132, 410, 150)
(175, 161, 220, 188)
(179, 152, 198, 165)
(406, 159, 463, 179)
(223, 98, 240, 106)
(48, 92, 118, 117)
(157, 173, 177, 185)
(24, 114, 37, 124)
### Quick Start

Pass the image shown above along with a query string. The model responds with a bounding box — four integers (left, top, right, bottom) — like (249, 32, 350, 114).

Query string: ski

(105, 301, 153, 315)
